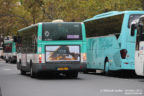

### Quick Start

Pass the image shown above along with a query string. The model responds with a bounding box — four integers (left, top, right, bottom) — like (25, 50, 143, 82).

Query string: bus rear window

(4, 44, 12, 53)
(42, 23, 82, 41)
(128, 14, 144, 28)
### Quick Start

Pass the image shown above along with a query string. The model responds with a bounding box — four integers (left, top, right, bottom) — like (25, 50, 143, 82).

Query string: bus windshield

(128, 14, 144, 28)
(42, 23, 82, 41)
(4, 43, 12, 53)
(137, 18, 144, 41)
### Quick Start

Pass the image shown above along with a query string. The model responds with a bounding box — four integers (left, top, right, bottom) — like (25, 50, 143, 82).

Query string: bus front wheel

(104, 61, 109, 75)
(30, 65, 37, 78)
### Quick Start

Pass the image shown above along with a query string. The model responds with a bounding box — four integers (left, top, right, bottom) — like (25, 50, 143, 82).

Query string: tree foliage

(0, 0, 144, 36)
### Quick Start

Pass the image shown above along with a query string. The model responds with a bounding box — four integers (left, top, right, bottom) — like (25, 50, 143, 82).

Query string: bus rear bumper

(120, 62, 135, 70)
(11, 56, 17, 63)
(32, 63, 86, 73)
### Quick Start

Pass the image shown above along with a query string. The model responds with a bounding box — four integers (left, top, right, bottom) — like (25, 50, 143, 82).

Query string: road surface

(0, 60, 144, 96)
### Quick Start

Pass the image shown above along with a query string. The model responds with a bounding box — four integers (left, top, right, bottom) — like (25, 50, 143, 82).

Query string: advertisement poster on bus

(45, 45, 80, 62)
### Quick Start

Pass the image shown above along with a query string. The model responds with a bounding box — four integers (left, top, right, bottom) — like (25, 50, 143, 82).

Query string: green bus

(84, 11, 144, 74)
(15, 22, 87, 78)
(3, 40, 17, 63)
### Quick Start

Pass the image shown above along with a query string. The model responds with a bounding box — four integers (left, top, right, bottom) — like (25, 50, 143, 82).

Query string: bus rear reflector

(80, 65, 83, 69)
(120, 49, 127, 59)
(82, 53, 87, 62)
(124, 62, 128, 64)
(39, 54, 42, 63)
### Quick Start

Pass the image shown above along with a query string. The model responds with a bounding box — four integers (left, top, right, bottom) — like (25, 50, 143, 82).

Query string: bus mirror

(131, 24, 136, 36)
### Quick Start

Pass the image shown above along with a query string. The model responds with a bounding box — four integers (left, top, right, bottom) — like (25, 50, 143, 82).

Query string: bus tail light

(120, 49, 127, 59)
(124, 62, 128, 64)
(39, 54, 42, 63)
(81, 53, 87, 62)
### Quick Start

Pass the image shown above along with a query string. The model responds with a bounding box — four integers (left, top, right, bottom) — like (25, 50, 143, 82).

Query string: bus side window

(32, 26, 37, 53)
(85, 14, 124, 38)
(131, 24, 136, 36)
(136, 22, 144, 50)
(140, 24, 144, 41)
(136, 27, 140, 50)
(32, 34, 37, 53)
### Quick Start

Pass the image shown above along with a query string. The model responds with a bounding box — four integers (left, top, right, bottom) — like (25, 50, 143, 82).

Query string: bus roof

(84, 11, 144, 22)
(18, 22, 82, 32)
(18, 24, 38, 32)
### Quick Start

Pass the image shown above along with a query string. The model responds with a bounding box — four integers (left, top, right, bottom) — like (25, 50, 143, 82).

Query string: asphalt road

(0, 60, 144, 96)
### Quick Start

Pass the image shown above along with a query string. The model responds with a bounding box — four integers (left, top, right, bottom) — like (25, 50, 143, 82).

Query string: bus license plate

(57, 67, 69, 71)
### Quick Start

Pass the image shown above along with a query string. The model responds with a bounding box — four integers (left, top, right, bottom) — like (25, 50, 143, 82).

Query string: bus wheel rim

(105, 62, 109, 73)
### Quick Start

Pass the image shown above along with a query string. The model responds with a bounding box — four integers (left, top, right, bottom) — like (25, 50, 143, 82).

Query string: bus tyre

(10, 58, 13, 64)
(5, 59, 8, 63)
(17, 60, 21, 69)
(104, 62, 109, 75)
(30, 66, 37, 78)
(20, 70, 26, 75)
(66, 72, 78, 79)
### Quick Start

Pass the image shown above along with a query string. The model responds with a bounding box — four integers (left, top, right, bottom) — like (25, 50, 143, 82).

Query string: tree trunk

(141, 0, 144, 10)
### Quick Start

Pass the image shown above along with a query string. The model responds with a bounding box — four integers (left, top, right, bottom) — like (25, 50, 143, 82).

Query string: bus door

(127, 16, 141, 65)
(135, 19, 144, 76)
(126, 25, 137, 65)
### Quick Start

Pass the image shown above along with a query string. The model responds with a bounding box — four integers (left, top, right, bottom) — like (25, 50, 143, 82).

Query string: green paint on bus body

(12, 42, 16, 53)
(16, 22, 86, 76)
(37, 22, 86, 54)
(4, 41, 16, 53)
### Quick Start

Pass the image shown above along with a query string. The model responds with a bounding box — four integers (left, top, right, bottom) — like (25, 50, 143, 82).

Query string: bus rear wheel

(30, 65, 37, 78)
(5, 59, 8, 63)
(9, 58, 13, 64)
(20, 70, 26, 75)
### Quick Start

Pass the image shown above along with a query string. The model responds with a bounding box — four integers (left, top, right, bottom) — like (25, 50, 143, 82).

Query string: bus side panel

(12, 42, 16, 53)
(87, 38, 98, 69)
(37, 23, 44, 64)
(87, 35, 121, 70)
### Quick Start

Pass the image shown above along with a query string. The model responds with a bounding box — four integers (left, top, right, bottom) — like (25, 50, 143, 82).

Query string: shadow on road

(18, 73, 83, 80)
(139, 79, 144, 82)
(85, 70, 144, 79)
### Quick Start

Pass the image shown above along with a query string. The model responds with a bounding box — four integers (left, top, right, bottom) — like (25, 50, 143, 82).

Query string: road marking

(2, 68, 12, 71)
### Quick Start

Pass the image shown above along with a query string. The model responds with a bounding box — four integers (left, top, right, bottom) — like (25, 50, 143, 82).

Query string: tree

(22, 0, 43, 24)
(0, 0, 144, 37)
